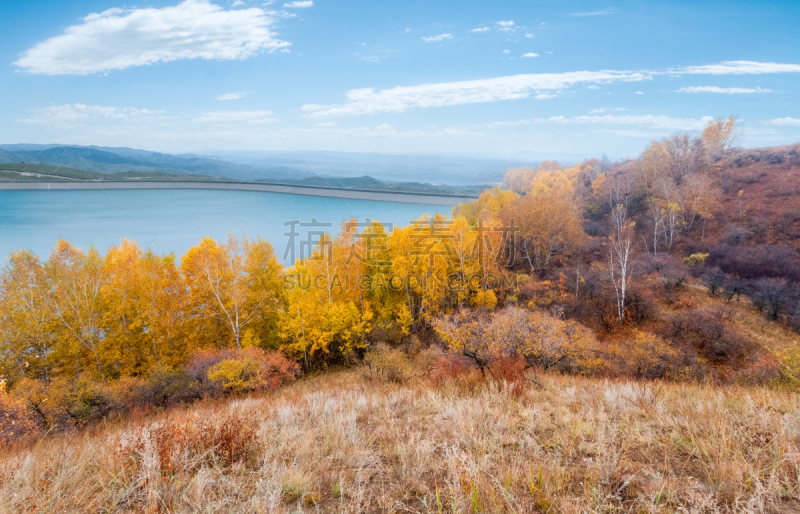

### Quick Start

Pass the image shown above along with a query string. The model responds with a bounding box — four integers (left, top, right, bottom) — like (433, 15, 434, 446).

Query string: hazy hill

(196, 149, 521, 185)
(0, 162, 224, 182)
(0, 160, 482, 195)
(0, 144, 517, 185)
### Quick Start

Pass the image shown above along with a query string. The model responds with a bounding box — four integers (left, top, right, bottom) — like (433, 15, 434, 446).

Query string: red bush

(488, 355, 528, 384)
(732, 353, 782, 386)
(428, 354, 472, 385)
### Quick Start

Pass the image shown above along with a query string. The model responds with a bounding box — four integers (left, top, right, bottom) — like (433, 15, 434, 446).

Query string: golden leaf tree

(501, 170, 585, 276)
(0, 250, 57, 384)
(45, 240, 107, 375)
(182, 234, 283, 349)
(702, 115, 738, 163)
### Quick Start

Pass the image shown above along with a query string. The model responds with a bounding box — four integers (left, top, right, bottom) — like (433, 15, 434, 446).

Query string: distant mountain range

(0, 144, 525, 186)
(0, 144, 309, 182)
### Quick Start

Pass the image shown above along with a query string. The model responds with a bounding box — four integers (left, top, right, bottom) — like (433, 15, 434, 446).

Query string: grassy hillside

(712, 143, 800, 249)
(1, 370, 798, 513)
(2, 129, 799, 513)
(0, 162, 478, 195)
(0, 162, 105, 180)
(0, 163, 220, 182)
(0, 146, 310, 181)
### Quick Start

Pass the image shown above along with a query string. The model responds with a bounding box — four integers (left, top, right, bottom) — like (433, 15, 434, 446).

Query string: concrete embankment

(0, 180, 478, 206)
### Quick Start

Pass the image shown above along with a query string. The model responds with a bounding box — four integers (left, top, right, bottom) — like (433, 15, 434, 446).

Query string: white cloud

(522, 52, 539, 58)
(302, 69, 649, 117)
(14, 0, 290, 75)
(503, 49, 510, 54)
(491, 114, 713, 131)
(496, 20, 515, 31)
(676, 86, 771, 94)
(192, 110, 275, 123)
(232, 0, 245, 6)
(589, 107, 626, 114)
(569, 10, 615, 16)
(471, 26, 490, 32)
(298, 60, 800, 119)
(676, 61, 800, 75)
(19, 104, 163, 128)
(423, 33, 453, 42)
(525, 33, 533, 38)
(598, 129, 668, 138)
(766, 117, 800, 126)
(283, 0, 312, 7)
(543, 114, 713, 130)
(586, 85, 599, 89)
(216, 92, 248, 100)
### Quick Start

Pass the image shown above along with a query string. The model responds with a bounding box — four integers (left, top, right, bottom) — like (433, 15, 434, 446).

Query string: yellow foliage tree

(182, 234, 283, 349)
(502, 171, 584, 276)
(0, 250, 57, 384)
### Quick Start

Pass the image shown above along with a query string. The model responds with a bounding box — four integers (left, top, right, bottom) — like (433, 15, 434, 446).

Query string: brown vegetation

(2, 116, 800, 511)
(1, 370, 800, 513)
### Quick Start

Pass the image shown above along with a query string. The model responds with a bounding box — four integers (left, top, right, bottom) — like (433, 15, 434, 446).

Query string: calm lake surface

(0, 189, 451, 262)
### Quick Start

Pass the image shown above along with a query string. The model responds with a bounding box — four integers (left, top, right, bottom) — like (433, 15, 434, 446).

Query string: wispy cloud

(14, 0, 290, 75)
(216, 92, 248, 100)
(192, 110, 275, 123)
(676, 86, 772, 94)
(491, 114, 713, 131)
(496, 20, 515, 31)
(569, 9, 615, 16)
(19, 104, 164, 128)
(589, 107, 627, 114)
(522, 52, 539, 58)
(283, 0, 312, 7)
(300, 60, 800, 118)
(471, 26, 490, 32)
(766, 117, 800, 126)
(302, 70, 649, 117)
(422, 33, 453, 42)
(676, 61, 800, 75)
(547, 114, 713, 130)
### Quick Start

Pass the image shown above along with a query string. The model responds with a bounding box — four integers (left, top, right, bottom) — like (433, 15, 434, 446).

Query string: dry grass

(1, 371, 800, 513)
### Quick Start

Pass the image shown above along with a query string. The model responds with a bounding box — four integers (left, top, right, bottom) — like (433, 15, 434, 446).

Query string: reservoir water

(0, 189, 452, 261)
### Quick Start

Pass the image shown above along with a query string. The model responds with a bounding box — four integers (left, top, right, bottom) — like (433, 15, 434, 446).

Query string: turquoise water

(0, 189, 451, 262)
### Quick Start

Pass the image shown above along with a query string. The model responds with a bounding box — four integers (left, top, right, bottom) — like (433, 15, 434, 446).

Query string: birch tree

(182, 234, 283, 349)
(608, 206, 635, 323)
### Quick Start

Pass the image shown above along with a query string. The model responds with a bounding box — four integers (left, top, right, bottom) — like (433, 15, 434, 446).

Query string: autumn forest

(3, 117, 800, 512)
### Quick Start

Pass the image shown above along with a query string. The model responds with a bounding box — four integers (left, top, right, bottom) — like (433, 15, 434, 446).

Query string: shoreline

(0, 180, 476, 205)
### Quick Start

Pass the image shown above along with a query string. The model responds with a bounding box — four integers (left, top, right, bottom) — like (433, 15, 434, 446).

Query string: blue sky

(1, 0, 799, 159)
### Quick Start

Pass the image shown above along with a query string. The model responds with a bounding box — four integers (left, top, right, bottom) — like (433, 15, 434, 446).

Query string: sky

(1, 0, 799, 160)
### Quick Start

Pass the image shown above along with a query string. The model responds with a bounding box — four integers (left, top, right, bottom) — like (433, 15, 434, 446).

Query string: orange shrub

(0, 379, 41, 444)
(186, 348, 301, 394)
(605, 331, 685, 379)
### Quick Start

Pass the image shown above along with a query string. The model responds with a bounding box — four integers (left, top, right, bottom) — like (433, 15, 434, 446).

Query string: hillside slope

(1, 371, 798, 513)
(712, 143, 800, 249)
